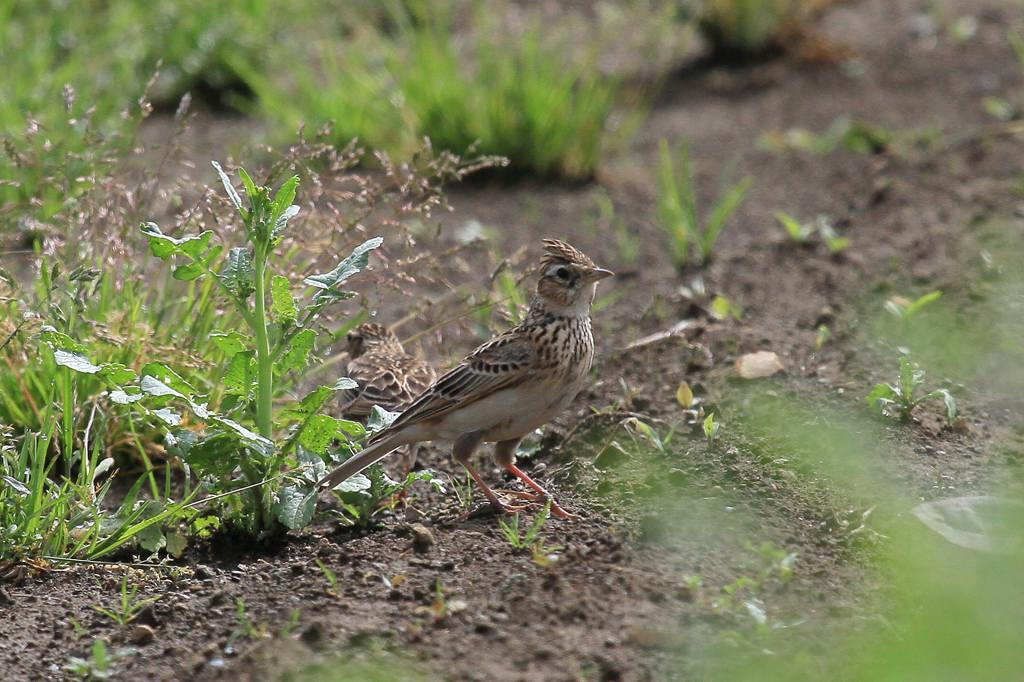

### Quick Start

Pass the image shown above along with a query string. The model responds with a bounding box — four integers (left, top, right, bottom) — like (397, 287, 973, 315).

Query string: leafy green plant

(227, 598, 263, 651)
(94, 577, 161, 627)
(65, 639, 133, 681)
(138, 161, 377, 536)
(656, 139, 752, 269)
(330, 464, 446, 529)
(775, 212, 850, 252)
(884, 290, 943, 322)
(703, 413, 722, 443)
(775, 211, 815, 243)
(867, 356, 957, 424)
(315, 558, 340, 597)
(498, 501, 556, 550)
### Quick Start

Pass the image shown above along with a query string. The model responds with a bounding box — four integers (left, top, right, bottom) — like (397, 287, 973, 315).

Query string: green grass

(236, 2, 625, 179)
(656, 138, 752, 269)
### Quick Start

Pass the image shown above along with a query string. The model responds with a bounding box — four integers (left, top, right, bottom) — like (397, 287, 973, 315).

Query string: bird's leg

(494, 439, 580, 521)
(453, 432, 523, 516)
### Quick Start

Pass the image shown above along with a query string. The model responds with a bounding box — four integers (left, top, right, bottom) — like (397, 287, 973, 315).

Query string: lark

(319, 239, 613, 519)
(338, 322, 436, 474)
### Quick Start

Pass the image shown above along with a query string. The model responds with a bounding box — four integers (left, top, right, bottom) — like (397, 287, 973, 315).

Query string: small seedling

(315, 559, 339, 597)
(703, 413, 721, 443)
(815, 324, 831, 350)
(280, 609, 301, 637)
(430, 579, 448, 623)
(65, 639, 134, 680)
(498, 500, 553, 550)
(709, 295, 742, 321)
(93, 577, 160, 627)
(226, 598, 263, 652)
(817, 220, 850, 254)
(884, 290, 942, 321)
(657, 139, 752, 269)
(775, 212, 849, 253)
(867, 356, 958, 424)
(775, 211, 815, 243)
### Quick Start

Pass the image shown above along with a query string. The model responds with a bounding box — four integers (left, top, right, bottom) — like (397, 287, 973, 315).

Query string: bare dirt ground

(3, 0, 1024, 680)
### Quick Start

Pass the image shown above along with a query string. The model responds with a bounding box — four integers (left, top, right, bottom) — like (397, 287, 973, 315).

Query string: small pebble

(410, 524, 435, 553)
(129, 624, 155, 645)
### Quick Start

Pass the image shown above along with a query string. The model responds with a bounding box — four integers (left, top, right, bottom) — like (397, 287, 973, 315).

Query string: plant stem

(251, 244, 274, 440)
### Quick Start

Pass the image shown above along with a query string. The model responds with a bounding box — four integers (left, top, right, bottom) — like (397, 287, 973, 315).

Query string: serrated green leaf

(39, 325, 87, 353)
(304, 237, 384, 300)
(210, 331, 250, 356)
(238, 166, 258, 204)
(221, 247, 254, 299)
(367, 405, 401, 433)
(271, 275, 297, 324)
(139, 222, 214, 261)
(866, 383, 897, 411)
(53, 349, 101, 374)
(140, 222, 177, 259)
(279, 328, 316, 374)
(274, 484, 316, 530)
(214, 417, 274, 456)
(109, 389, 144, 404)
(153, 408, 182, 425)
(337, 419, 367, 438)
(223, 351, 255, 396)
(212, 161, 243, 211)
(140, 375, 185, 399)
(331, 472, 371, 493)
(173, 262, 205, 281)
(141, 362, 197, 396)
(299, 414, 341, 455)
(98, 363, 137, 385)
(185, 432, 241, 478)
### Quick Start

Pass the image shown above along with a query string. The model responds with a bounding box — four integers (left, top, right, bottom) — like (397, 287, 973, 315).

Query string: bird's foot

(461, 499, 529, 520)
(493, 488, 580, 520)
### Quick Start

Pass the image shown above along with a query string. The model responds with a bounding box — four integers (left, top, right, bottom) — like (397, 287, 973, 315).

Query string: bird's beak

(586, 267, 615, 282)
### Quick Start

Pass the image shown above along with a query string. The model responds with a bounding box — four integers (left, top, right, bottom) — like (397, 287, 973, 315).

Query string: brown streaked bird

(338, 323, 436, 474)
(319, 239, 613, 520)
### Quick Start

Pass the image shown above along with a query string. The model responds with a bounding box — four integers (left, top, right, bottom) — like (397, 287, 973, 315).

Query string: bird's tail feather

(317, 434, 408, 490)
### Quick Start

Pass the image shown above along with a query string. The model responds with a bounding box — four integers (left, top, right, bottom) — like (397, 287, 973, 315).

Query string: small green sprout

(884, 290, 943, 321)
(65, 639, 133, 681)
(498, 501, 553, 550)
(775, 211, 814, 242)
(93, 577, 160, 627)
(703, 413, 721, 443)
(775, 212, 849, 252)
(315, 559, 339, 597)
(818, 220, 850, 254)
(815, 324, 832, 350)
(709, 295, 742, 321)
(657, 138, 752, 269)
(867, 356, 958, 424)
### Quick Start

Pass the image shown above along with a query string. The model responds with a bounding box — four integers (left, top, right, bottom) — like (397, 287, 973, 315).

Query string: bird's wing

(340, 355, 416, 417)
(379, 330, 537, 436)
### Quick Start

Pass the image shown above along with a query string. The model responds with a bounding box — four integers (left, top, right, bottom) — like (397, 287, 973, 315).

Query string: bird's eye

(555, 266, 570, 280)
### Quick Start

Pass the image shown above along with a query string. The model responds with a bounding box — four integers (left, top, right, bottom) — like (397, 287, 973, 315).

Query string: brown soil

(4, 0, 1024, 680)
